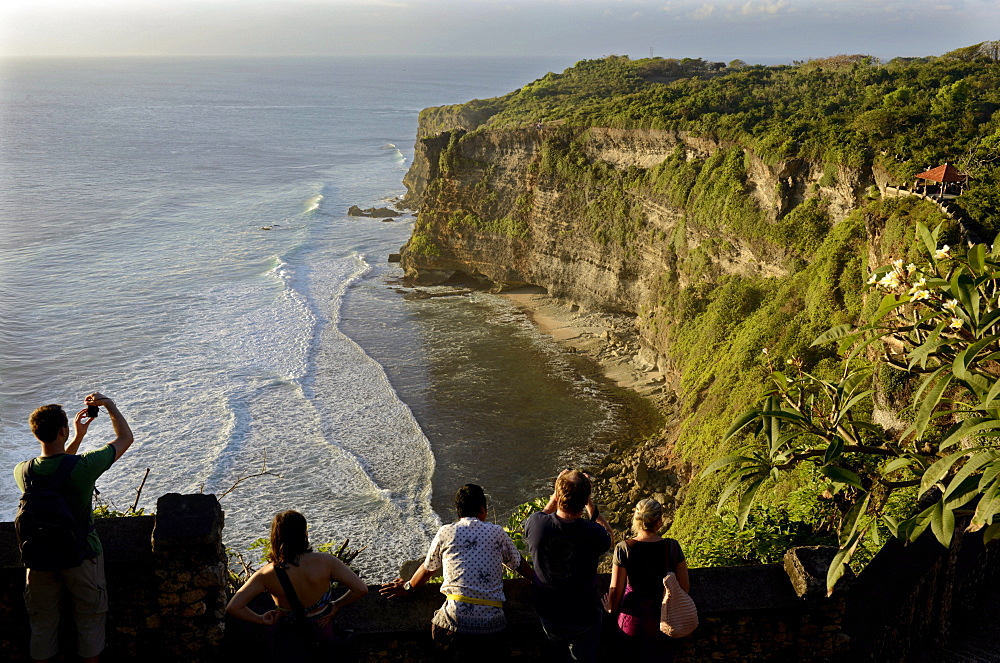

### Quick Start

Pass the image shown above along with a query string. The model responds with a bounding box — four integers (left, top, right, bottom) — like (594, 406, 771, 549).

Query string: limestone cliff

(400, 121, 869, 374)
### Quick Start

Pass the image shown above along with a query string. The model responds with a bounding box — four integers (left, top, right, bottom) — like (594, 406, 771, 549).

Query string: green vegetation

(426, 44, 1000, 237)
(412, 44, 1000, 571)
(708, 225, 1000, 590)
(407, 231, 442, 258)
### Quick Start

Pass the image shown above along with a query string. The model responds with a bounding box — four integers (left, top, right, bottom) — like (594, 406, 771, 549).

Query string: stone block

(181, 588, 207, 603)
(153, 493, 223, 547)
(784, 545, 838, 598)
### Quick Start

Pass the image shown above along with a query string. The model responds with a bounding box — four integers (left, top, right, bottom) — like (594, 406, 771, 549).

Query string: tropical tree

(706, 222, 1000, 591)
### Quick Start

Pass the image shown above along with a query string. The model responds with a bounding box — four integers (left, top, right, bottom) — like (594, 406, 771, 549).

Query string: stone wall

(3, 493, 996, 661)
(0, 493, 226, 663)
(226, 560, 848, 662)
(842, 523, 1000, 661)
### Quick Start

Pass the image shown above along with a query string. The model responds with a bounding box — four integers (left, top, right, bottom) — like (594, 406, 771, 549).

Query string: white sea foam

(305, 194, 324, 213)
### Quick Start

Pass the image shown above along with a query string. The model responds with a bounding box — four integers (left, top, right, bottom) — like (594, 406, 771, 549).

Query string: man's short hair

(455, 484, 487, 518)
(556, 470, 592, 514)
(29, 404, 68, 444)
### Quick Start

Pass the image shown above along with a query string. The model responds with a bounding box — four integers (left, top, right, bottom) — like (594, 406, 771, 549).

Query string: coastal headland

(393, 48, 1000, 559)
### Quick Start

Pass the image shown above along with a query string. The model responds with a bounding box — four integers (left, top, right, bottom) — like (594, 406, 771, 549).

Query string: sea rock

(347, 205, 399, 218)
(388, 253, 402, 263)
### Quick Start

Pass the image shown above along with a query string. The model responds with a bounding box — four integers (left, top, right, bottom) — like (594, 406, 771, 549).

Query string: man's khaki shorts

(24, 555, 108, 659)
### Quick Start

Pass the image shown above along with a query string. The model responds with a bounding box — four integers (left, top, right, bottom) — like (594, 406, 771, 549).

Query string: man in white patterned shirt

(381, 484, 534, 660)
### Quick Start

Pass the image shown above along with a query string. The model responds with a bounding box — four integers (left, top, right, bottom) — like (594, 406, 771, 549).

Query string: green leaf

(882, 457, 916, 475)
(907, 324, 947, 371)
(943, 475, 980, 509)
(969, 244, 987, 273)
(716, 476, 751, 514)
(839, 492, 871, 547)
(736, 476, 766, 530)
(911, 369, 952, 440)
(909, 503, 936, 541)
(822, 465, 865, 490)
(916, 222, 937, 259)
(826, 529, 863, 594)
(842, 333, 883, 361)
(700, 453, 758, 478)
(838, 390, 873, 421)
(953, 335, 999, 382)
(929, 501, 955, 548)
(757, 409, 809, 424)
(921, 448, 983, 495)
(977, 307, 1000, 334)
(824, 437, 845, 465)
(722, 410, 761, 444)
(983, 523, 1000, 544)
(979, 375, 1000, 409)
(939, 418, 1000, 451)
(873, 293, 908, 323)
(811, 324, 858, 347)
(943, 450, 1000, 501)
(979, 461, 1000, 490)
(882, 514, 900, 538)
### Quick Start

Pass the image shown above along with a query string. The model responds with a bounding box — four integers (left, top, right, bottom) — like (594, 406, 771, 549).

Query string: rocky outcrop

(348, 205, 398, 218)
(399, 121, 872, 371)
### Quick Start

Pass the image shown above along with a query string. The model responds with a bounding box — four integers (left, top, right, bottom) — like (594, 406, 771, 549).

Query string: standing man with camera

(524, 469, 613, 663)
(13, 392, 134, 663)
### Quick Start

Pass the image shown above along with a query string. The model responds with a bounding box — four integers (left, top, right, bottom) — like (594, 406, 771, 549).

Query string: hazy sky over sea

(1, 0, 997, 64)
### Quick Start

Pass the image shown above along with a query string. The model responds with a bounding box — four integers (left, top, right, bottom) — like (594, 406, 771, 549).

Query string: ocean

(0, 56, 620, 580)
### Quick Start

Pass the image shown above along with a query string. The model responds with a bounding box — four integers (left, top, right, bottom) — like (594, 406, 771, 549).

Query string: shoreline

(498, 287, 688, 533)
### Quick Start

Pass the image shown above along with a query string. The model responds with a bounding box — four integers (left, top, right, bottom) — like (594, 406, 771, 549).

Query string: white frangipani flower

(911, 290, 931, 301)
(935, 245, 951, 260)
(943, 299, 959, 311)
(879, 271, 901, 289)
(949, 317, 964, 330)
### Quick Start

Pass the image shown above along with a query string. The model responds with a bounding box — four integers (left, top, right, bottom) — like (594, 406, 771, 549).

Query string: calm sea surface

(0, 57, 618, 580)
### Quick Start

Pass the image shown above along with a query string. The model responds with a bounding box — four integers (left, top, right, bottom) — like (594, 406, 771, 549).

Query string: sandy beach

(500, 287, 669, 400)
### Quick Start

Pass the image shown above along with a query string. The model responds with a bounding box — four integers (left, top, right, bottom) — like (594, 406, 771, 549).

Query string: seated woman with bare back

(226, 510, 368, 661)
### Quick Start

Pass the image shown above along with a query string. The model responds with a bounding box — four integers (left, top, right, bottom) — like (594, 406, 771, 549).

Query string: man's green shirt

(13, 445, 116, 557)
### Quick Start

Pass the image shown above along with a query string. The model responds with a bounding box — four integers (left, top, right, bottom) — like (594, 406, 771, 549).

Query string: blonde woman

(602, 499, 689, 660)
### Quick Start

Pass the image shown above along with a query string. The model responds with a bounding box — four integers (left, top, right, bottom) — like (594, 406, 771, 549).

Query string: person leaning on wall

(523, 469, 613, 663)
(226, 510, 368, 663)
(602, 498, 690, 661)
(380, 483, 534, 662)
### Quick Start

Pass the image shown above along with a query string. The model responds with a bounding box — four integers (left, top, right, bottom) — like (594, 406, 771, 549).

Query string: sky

(0, 0, 998, 64)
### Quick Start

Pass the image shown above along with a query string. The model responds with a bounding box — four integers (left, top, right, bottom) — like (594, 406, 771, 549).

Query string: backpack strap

(274, 564, 308, 622)
(21, 455, 80, 492)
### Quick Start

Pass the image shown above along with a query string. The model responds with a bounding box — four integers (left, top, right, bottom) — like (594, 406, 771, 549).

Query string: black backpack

(15, 455, 93, 570)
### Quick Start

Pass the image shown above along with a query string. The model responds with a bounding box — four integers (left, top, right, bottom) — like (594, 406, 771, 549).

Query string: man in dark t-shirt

(524, 470, 612, 663)
(13, 393, 134, 663)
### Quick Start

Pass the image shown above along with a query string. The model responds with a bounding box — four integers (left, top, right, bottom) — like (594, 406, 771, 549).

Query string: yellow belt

(445, 594, 503, 608)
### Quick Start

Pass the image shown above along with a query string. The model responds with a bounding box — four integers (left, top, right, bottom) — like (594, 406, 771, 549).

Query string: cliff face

(400, 122, 869, 372)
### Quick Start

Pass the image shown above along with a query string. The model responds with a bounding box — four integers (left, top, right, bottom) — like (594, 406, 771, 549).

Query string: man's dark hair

(556, 470, 592, 514)
(29, 404, 68, 444)
(455, 484, 487, 518)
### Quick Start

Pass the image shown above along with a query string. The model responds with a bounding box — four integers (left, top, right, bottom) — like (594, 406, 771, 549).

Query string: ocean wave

(305, 194, 324, 213)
